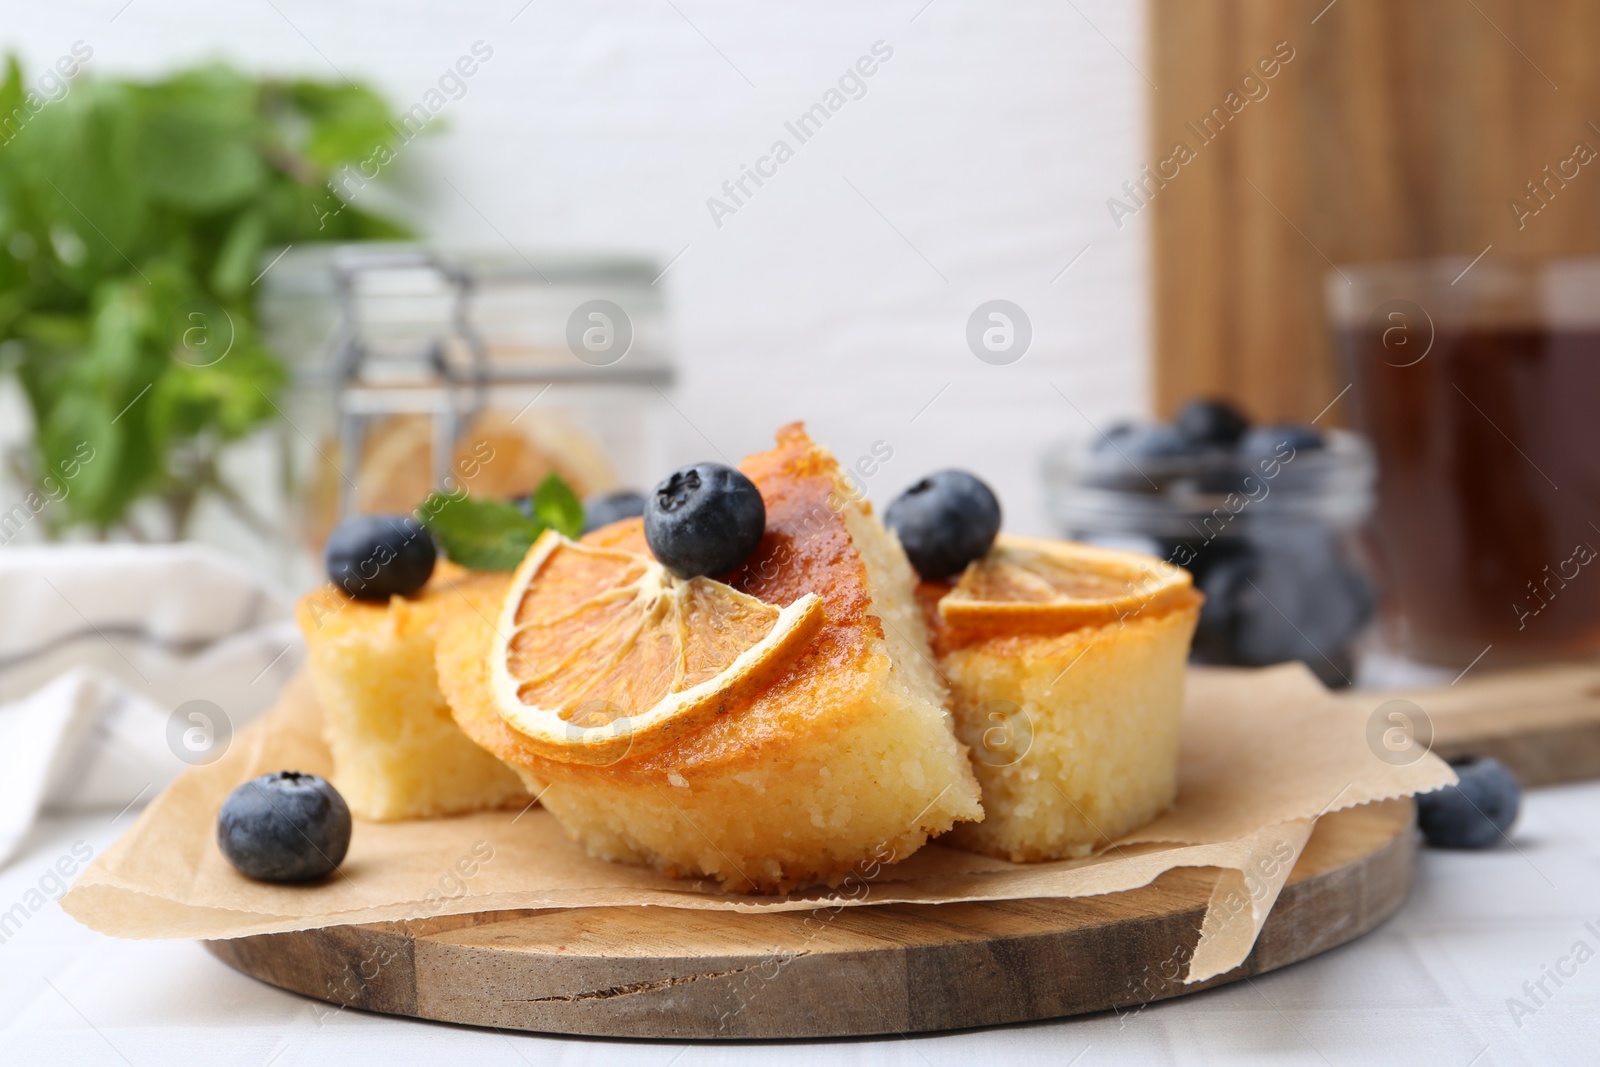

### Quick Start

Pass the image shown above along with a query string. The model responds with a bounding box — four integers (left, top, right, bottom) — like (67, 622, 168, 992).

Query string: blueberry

(1333, 563, 1376, 637)
(325, 514, 435, 601)
(1094, 422, 1193, 459)
(1090, 422, 1135, 453)
(644, 463, 766, 578)
(581, 490, 647, 534)
(217, 771, 352, 882)
(1219, 533, 1368, 686)
(1190, 552, 1255, 665)
(884, 470, 1002, 581)
(1175, 399, 1250, 446)
(1239, 423, 1323, 458)
(1418, 757, 1521, 849)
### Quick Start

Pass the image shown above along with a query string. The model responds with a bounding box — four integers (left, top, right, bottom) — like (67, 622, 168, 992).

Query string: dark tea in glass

(1329, 258, 1600, 669)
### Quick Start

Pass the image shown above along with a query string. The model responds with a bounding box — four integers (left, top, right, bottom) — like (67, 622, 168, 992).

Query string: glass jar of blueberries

(1043, 400, 1377, 687)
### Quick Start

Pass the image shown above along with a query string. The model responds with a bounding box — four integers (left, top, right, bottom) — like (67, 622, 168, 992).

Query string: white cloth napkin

(0, 544, 302, 866)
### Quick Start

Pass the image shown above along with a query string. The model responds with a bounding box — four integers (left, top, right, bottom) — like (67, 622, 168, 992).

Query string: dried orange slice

(939, 535, 1194, 635)
(489, 531, 824, 765)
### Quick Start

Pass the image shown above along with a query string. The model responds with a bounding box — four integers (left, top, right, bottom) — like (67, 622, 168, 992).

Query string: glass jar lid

(1042, 427, 1375, 540)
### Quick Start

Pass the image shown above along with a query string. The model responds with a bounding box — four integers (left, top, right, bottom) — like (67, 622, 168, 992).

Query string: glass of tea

(1328, 258, 1600, 670)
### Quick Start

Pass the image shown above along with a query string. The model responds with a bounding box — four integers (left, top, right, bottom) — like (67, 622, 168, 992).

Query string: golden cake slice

(436, 424, 983, 893)
(296, 562, 532, 821)
(923, 536, 1201, 862)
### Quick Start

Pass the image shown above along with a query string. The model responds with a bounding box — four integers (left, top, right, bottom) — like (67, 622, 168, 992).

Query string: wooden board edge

(203, 799, 1416, 1039)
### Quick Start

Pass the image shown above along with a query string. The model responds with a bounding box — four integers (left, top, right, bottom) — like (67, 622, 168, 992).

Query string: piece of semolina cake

(436, 424, 983, 893)
(297, 563, 532, 821)
(925, 554, 1201, 863)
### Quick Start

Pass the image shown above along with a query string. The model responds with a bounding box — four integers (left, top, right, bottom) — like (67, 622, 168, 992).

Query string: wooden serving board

(206, 798, 1415, 1039)
(204, 661, 1600, 1039)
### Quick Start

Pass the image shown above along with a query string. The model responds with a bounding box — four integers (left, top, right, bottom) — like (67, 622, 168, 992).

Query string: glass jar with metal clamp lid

(259, 243, 674, 581)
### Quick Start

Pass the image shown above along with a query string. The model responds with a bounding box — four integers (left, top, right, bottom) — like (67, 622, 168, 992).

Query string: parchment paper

(62, 663, 1452, 983)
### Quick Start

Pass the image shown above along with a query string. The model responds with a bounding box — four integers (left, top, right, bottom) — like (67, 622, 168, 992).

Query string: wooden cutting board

(206, 798, 1415, 1039)
(205, 661, 1600, 1039)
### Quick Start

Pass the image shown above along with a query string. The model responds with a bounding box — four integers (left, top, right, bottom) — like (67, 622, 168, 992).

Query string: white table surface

(4, 781, 1597, 1067)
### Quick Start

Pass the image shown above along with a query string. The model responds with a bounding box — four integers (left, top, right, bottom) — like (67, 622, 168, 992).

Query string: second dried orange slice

(938, 535, 1194, 635)
(489, 531, 824, 765)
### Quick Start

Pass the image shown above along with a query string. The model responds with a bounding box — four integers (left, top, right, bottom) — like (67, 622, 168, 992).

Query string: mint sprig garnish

(421, 473, 584, 571)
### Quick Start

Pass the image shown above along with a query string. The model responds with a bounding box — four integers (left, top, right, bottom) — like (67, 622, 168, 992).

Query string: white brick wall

(3, 0, 1148, 577)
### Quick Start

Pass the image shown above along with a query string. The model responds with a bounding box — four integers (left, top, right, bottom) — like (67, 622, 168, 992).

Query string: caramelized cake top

(438, 423, 889, 780)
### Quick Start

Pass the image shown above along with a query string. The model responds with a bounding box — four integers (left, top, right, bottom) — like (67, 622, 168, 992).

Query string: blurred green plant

(0, 57, 416, 540)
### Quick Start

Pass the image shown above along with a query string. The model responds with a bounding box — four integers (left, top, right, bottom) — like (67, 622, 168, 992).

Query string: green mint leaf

(421, 492, 544, 571)
(531, 472, 584, 539)
(420, 471, 583, 571)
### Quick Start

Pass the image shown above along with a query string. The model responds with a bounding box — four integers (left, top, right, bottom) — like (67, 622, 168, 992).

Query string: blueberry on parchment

(217, 771, 352, 882)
